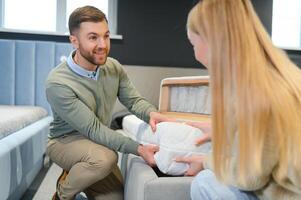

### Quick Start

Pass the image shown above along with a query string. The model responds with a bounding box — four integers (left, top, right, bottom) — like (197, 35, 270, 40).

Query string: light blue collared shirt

(67, 50, 100, 81)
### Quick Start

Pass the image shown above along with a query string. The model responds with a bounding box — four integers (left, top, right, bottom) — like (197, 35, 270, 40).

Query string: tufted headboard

(0, 39, 73, 113)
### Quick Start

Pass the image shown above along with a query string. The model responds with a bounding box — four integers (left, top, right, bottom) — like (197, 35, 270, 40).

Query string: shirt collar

(67, 50, 100, 81)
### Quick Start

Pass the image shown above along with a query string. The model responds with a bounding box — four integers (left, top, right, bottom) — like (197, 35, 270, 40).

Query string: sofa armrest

(124, 154, 158, 200)
(145, 176, 193, 200)
(124, 154, 193, 200)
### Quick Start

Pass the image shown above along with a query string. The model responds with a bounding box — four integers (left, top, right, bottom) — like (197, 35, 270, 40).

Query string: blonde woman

(176, 0, 301, 199)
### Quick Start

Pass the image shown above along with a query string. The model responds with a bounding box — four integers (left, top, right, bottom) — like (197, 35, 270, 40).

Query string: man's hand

(174, 155, 205, 176)
(185, 121, 212, 145)
(149, 112, 176, 132)
(137, 144, 159, 167)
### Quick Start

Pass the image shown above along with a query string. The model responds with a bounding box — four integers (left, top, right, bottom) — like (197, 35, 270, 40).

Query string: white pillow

(154, 122, 211, 175)
(122, 115, 211, 175)
(122, 115, 159, 144)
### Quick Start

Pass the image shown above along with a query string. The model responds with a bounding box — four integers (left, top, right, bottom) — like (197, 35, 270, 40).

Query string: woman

(176, 0, 301, 199)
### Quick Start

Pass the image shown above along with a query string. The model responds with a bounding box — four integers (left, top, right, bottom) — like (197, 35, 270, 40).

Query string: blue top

(67, 50, 100, 81)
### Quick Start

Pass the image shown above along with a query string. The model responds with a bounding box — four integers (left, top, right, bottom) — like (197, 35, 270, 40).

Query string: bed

(0, 105, 52, 200)
(0, 39, 72, 200)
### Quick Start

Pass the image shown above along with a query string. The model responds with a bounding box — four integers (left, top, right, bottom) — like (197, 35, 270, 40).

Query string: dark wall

(252, 0, 273, 34)
(112, 0, 301, 67)
(110, 0, 275, 67)
(110, 0, 200, 68)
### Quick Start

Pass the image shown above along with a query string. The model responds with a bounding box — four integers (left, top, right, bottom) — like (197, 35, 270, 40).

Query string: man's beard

(78, 46, 109, 66)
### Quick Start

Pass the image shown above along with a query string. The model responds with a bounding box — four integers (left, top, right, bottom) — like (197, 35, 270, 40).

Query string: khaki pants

(47, 134, 123, 200)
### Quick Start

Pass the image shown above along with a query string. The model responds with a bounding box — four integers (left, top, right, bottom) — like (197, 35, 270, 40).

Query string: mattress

(0, 116, 52, 200)
(0, 105, 47, 140)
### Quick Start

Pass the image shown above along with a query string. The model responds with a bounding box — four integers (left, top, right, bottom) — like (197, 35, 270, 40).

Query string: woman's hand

(185, 121, 211, 145)
(174, 155, 205, 176)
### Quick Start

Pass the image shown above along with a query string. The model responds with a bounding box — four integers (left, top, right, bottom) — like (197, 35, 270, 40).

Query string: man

(46, 6, 171, 200)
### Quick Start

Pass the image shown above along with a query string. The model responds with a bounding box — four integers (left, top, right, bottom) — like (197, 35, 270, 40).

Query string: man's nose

(97, 38, 107, 48)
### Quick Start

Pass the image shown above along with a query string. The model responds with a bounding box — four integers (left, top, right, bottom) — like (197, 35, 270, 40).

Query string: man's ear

(69, 35, 79, 49)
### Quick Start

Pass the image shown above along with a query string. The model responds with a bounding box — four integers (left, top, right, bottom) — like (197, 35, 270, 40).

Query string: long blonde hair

(188, 0, 301, 184)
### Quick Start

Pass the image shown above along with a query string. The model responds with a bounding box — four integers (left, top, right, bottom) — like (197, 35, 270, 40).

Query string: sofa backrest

(0, 39, 73, 113)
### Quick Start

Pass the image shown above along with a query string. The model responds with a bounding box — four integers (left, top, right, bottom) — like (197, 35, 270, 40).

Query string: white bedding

(122, 115, 211, 175)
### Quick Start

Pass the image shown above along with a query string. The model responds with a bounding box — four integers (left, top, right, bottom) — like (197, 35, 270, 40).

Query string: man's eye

(89, 36, 97, 40)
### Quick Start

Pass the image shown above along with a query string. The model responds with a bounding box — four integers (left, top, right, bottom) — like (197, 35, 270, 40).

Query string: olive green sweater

(45, 57, 157, 155)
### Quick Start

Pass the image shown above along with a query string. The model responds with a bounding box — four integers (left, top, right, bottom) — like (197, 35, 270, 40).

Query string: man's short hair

(68, 5, 108, 35)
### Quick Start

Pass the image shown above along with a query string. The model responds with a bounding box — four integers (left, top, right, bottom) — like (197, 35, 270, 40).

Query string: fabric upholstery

(0, 39, 71, 199)
(170, 85, 211, 114)
(15, 41, 35, 105)
(123, 154, 193, 200)
(0, 105, 48, 139)
(0, 116, 52, 200)
(0, 40, 15, 105)
(0, 39, 72, 113)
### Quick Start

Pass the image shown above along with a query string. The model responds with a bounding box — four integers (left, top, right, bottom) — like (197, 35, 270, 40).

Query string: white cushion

(122, 115, 211, 175)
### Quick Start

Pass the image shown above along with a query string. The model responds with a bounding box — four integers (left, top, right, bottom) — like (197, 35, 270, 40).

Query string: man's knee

(88, 149, 118, 176)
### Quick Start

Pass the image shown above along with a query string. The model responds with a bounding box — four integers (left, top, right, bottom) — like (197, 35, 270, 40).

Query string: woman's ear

(69, 35, 79, 49)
